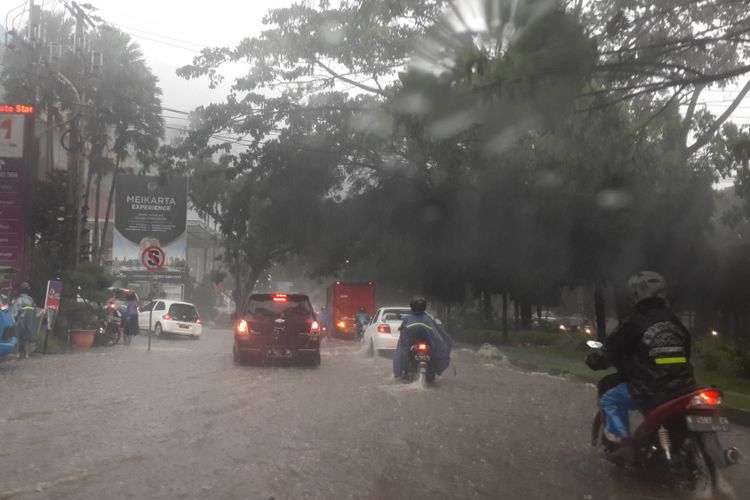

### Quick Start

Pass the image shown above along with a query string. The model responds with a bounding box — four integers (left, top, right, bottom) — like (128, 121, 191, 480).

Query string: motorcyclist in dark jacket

(393, 296, 452, 379)
(593, 271, 695, 446)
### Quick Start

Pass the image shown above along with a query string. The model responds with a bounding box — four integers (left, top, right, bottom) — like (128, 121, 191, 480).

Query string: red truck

(326, 281, 376, 338)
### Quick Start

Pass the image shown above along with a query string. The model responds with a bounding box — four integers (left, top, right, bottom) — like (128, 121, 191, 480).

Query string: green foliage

(189, 278, 218, 321)
(729, 342, 750, 379)
(694, 338, 727, 372)
(59, 263, 114, 329)
(172, 0, 750, 330)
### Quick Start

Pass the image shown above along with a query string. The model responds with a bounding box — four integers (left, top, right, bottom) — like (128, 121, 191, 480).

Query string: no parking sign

(141, 245, 165, 272)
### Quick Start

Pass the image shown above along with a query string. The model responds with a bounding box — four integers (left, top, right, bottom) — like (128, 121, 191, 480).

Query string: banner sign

(0, 106, 33, 285)
(112, 174, 188, 292)
(44, 280, 63, 311)
(44, 280, 63, 331)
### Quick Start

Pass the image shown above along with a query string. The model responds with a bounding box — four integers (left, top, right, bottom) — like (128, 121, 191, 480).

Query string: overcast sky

(36, 0, 295, 131)
(3, 0, 748, 137)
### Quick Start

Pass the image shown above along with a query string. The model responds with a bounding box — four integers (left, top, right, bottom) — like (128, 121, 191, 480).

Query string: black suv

(233, 293, 320, 365)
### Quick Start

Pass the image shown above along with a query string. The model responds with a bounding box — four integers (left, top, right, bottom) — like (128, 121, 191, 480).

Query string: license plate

(179, 324, 190, 329)
(414, 354, 431, 362)
(686, 414, 730, 432)
(266, 348, 293, 358)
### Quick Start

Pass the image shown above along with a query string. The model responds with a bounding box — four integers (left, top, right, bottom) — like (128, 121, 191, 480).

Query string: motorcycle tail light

(417, 342, 429, 352)
(688, 389, 723, 409)
(236, 319, 249, 335)
(378, 324, 391, 334)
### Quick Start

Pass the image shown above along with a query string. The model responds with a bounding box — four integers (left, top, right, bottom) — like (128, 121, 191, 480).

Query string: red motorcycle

(587, 341, 741, 497)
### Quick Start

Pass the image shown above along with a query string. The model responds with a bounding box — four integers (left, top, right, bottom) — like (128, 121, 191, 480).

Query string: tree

(90, 26, 164, 264)
(582, 0, 750, 159)
(1, 11, 164, 267)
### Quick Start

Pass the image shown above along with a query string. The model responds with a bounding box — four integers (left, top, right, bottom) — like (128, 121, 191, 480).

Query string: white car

(363, 307, 411, 357)
(138, 300, 203, 339)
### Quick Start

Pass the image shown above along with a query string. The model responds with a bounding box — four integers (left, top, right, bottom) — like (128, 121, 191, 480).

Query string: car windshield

(168, 303, 198, 322)
(382, 310, 410, 322)
(247, 296, 313, 318)
(9, 1, 750, 498)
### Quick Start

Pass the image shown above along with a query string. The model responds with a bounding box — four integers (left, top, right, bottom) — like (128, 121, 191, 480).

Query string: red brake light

(196, 318, 202, 325)
(689, 389, 723, 409)
(236, 319, 249, 335)
(163, 314, 172, 321)
(311, 320, 320, 333)
(417, 342, 429, 352)
(378, 324, 391, 334)
(272, 293, 288, 302)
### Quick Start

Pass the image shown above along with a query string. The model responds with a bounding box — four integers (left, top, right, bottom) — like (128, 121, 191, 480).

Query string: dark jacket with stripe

(604, 297, 695, 408)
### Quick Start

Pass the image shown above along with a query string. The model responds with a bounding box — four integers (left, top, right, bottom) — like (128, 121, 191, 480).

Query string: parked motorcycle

(94, 306, 122, 347)
(0, 301, 16, 359)
(403, 340, 435, 388)
(586, 340, 741, 497)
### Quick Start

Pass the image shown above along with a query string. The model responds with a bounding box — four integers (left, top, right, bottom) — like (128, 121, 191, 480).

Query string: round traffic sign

(141, 245, 166, 271)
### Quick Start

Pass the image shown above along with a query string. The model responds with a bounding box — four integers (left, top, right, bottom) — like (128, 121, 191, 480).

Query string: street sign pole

(148, 287, 152, 352)
(141, 245, 165, 353)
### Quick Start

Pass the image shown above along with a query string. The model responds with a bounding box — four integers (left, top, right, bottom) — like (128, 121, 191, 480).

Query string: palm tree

(85, 26, 164, 264)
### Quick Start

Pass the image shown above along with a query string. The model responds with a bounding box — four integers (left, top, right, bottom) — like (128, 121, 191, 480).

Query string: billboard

(112, 174, 188, 294)
(0, 105, 34, 287)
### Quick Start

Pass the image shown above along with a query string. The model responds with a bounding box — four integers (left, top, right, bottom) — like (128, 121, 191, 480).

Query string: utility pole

(71, 2, 86, 267)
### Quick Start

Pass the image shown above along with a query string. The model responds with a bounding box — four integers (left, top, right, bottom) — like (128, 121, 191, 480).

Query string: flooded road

(1, 328, 748, 499)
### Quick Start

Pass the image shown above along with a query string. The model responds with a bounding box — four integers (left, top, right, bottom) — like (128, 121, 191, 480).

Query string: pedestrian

(121, 292, 139, 345)
(9, 282, 40, 359)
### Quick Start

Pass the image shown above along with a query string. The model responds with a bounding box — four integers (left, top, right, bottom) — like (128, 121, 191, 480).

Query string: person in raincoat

(121, 293, 139, 345)
(393, 296, 453, 379)
(317, 306, 333, 339)
(10, 282, 39, 359)
(354, 306, 370, 340)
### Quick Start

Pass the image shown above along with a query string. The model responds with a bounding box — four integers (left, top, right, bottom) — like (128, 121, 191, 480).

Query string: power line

(103, 21, 208, 49)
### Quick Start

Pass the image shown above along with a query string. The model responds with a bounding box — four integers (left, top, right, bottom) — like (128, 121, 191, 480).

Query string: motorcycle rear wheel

(678, 437, 714, 499)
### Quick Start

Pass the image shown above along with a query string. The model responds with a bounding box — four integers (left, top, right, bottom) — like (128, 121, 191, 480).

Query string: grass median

(453, 328, 750, 423)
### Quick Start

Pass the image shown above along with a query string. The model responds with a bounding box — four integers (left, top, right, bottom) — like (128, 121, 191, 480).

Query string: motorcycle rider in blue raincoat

(318, 306, 333, 339)
(393, 296, 453, 379)
(355, 306, 370, 339)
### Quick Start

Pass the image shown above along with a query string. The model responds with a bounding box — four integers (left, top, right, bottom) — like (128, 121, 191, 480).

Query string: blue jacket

(355, 312, 370, 327)
(393, 312, 453, 378)
(0, 308, 14, 338)
(318, 309, 332, 330)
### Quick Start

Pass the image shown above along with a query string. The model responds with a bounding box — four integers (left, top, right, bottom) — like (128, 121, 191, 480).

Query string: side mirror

(586, 340, 604, 349)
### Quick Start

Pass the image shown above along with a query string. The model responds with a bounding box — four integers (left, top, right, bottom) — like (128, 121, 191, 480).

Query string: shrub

(693, 338, 727, 372)
(729, 342, 750, 379)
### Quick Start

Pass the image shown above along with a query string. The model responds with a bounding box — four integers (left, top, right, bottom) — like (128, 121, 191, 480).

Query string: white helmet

(627, 271, 667, 304)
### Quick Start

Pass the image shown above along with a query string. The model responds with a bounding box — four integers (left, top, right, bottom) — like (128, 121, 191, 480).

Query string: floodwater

(1, 329, 748, 499)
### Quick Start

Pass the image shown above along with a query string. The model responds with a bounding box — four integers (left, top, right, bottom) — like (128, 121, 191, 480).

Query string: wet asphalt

(0, 328, 748, 500)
